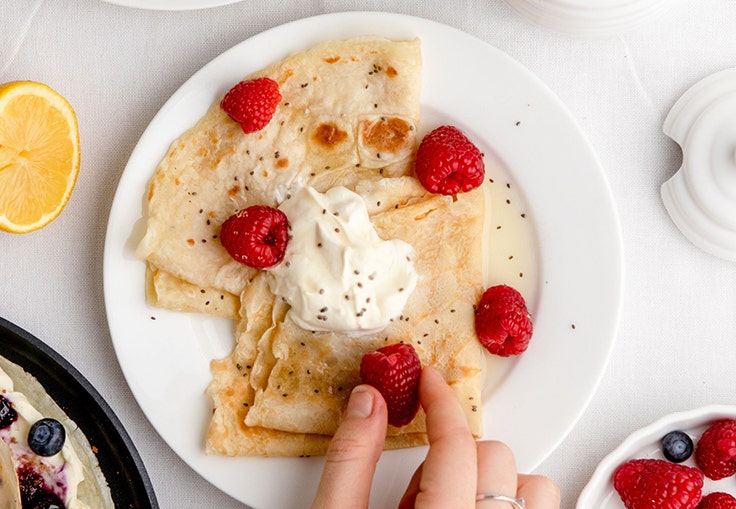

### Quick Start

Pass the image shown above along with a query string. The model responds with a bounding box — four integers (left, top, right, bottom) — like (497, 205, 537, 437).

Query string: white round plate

(104, 12, 623, 509)
(577, 405, 736, 507)
(101, 0, 244, 11)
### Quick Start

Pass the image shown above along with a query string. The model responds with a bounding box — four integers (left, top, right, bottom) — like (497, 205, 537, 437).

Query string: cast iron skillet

(0, 316, 159, 509)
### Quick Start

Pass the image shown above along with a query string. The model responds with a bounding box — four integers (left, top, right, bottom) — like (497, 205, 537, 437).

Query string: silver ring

(476, 493, 526, 508)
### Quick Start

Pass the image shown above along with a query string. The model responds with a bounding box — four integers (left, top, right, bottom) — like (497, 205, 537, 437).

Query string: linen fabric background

(2, 0, 735, 507)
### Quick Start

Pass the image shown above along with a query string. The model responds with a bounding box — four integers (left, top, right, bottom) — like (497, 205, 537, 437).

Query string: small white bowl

(503, 0, 672, 37)
(662, 68, 736, 262)
(577, 405, 736, 508)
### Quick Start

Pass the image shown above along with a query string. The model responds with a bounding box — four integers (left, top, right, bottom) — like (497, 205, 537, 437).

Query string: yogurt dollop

(269, 185, 417, 335)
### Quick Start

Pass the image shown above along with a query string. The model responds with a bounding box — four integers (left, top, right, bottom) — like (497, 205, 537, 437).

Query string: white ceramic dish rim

(503, 0, 671, 36)
(505, 0, 665, 13)
(101, 0, 244, 11)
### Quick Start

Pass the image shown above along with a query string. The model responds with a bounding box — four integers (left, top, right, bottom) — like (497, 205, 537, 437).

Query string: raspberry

(360, 343, 421, 427)
(698, 493, 736, 509)
(474, 285, 533, 356)
(414, 125, 485, 195)
(696, 419, 736, 480)
(220, 77, 281, 133)
(220, 205, 289, 269)
(613, 458, 703, 509)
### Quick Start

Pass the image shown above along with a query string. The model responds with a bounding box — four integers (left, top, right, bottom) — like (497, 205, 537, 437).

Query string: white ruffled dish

(577, 405, 736, 508)
(503, 0, 671, 37)
(661, 68, 736, 262)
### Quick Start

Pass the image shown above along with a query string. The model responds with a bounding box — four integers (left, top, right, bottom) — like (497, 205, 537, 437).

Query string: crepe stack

(136, 37, 487, 457)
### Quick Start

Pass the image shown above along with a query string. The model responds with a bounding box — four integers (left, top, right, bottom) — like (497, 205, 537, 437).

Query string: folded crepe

(137, 36, 423, 296)
(137, 36, 487, 457)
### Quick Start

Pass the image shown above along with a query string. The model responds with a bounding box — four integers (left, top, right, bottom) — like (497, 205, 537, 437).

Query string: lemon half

(0, 80, 80, 233)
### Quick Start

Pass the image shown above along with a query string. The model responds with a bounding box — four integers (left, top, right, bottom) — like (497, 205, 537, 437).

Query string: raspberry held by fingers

(360, 344, 421, 427)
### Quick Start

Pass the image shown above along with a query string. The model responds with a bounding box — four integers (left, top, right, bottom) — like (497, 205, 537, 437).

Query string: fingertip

(419, 366, 464, 419)
(345, 384, 387, 420)
(421, 365, 443, 383)
(324, 384, 387, 463)
(345, 385, 377, 419)
(477, 440, 515, 469)
(419, 365, 447, 400)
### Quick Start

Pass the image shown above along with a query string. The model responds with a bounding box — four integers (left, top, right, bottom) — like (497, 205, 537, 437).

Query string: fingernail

(345, 385, 374, 419)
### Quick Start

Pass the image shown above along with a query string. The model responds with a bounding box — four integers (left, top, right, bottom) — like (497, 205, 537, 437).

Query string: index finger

(311, 385, 387, 509)
(413, 366, 477, 508)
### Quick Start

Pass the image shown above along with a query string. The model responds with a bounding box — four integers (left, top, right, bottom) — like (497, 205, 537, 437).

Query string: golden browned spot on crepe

(313, 122, 348, 148)
(361, 116, 413, 154)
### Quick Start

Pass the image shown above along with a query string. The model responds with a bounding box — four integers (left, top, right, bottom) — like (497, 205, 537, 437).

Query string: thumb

(311, 384, 388, 509)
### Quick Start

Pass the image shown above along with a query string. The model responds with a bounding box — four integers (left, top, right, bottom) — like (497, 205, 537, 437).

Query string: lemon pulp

(0, 81, 80, 233)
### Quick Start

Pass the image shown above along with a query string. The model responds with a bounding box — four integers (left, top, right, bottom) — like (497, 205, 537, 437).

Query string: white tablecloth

(2, 0, 735, 507)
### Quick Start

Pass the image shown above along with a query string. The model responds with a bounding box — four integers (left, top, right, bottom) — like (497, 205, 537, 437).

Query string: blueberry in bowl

(661, 430, 694, 463)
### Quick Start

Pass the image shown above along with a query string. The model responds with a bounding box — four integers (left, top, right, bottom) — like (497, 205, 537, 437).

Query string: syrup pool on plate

(482, 149, 538, 305)
(481, 149, 539, 394)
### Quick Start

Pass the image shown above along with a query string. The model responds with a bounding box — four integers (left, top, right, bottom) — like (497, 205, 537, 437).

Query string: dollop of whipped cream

(269, 185, 417, 335)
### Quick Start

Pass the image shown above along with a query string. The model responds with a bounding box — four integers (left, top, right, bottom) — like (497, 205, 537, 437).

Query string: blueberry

(661, 430, 693, 463)
(28, 418, 65, 457)
(0, 395, 17, 429)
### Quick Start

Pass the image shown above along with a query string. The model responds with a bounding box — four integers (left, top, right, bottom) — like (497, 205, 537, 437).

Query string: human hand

(310, 381, 387, 509)
(311, 366, 560, 509)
